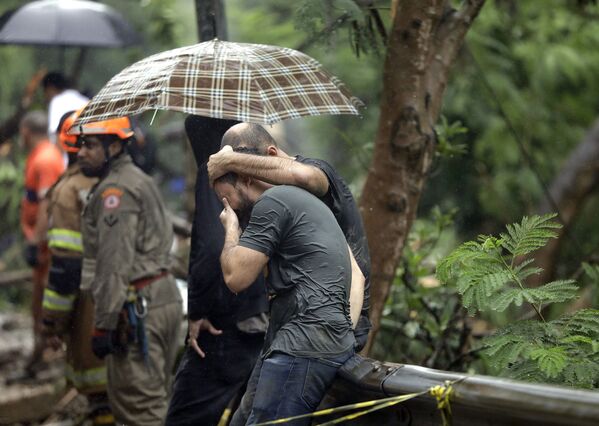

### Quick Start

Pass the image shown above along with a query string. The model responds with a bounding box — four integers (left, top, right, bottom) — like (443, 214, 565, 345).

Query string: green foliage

(435, 116, 468, 158)
(437, 214, 578, 315)
(294, 0, 386, 56)
(438, 214, 598, 388)
(372, 207, 476, 371)
(0, 154, 23, 239)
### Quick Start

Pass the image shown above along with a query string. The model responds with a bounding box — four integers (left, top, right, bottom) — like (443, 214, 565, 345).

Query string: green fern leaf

(481, 271, 513, 296)
(562, 360, 599, 388)
(499, 214, 561, 257)
(437, 241, 499, 283)
(513, 259, 543, 280)
(516, 280, 578, 306)
(556, 309, 599, 336)
(529, 347, 567, 379)
(484, 337, 531, 370)
(509, 360, 547, 383)
(560, 335, 596, 348)
(492, 288, 524, 311)
(582, 262, 599, 283)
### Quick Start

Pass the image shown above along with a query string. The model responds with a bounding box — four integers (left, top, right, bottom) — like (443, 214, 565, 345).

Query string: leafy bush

(372, 207, 476, 371)
(438, 213, 599, 388)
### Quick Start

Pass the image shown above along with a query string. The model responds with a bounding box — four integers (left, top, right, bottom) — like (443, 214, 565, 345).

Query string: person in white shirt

(42, 72, 89, 145)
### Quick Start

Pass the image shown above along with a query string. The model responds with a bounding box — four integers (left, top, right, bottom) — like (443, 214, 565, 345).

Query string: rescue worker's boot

(88, 392, 115, 426)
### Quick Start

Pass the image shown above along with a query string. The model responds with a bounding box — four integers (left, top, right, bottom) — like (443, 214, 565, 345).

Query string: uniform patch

(102, 187, 123, 210)
(103, 194, 121, 209)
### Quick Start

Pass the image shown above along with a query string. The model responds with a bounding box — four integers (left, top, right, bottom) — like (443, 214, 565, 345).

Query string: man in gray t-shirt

(238, 185, 355, 359)
(216, 133, 356, 424)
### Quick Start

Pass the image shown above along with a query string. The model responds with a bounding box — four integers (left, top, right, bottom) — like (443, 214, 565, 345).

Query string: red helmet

(68, 116, 134, 140)
(58, 110, 81, 153)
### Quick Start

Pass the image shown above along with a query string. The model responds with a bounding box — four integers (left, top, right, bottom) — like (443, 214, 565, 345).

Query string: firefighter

(41, 110, 114, 425)
(73, 116, 182, 425)
(19, 111, 65, 370)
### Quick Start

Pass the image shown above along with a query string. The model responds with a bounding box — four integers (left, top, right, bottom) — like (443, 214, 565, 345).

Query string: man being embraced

(215, 124, 357, 425)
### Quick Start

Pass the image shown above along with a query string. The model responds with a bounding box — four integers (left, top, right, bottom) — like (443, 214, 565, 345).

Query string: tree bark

(194, 0, 227, 42)
(531, 119, 599, 286)
(360, 0, 485, 354)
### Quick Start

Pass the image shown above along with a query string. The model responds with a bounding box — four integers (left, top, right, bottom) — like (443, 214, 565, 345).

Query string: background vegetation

(1, 0, 597, 388)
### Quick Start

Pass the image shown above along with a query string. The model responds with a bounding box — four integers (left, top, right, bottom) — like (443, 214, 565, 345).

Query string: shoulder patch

(102, 187, 123, 210)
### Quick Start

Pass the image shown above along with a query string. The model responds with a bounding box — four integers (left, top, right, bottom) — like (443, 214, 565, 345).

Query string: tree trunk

(194, 0, 227, 42)
(531, 119, 599, 286)
(360, 0, 485, 354)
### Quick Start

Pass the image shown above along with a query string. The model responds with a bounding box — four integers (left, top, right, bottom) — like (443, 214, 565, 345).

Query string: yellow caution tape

(430, 380, 455, 426)
(217, 408, 232, 426)
(252, 379, 461, 426)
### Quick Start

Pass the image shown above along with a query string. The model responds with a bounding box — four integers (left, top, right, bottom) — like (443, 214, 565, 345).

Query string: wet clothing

(244, 351, 353, 426)
(82, 153, 182, 424)
(239, 185, 355, 358)
(41, 163, 107, 396)
(186, 164, 268, 326)
(234, 185, 355, 425)
(166, 116, 268, 426)
(295, 155, 371, 350)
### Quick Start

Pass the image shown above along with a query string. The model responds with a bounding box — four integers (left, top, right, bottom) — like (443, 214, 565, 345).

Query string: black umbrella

(0, 0, 141, 47)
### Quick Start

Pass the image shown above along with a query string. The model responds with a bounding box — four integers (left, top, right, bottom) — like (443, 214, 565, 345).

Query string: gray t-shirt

(239, 185, 355, 358)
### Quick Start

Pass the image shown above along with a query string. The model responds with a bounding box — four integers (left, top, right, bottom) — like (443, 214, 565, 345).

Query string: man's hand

(208, 145, 234, 186)
(188, 318, 223, 358)
(219, 198, 240, 232)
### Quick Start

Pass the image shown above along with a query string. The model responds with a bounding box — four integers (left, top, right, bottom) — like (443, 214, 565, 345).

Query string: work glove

(24, 244, 38, 267)
(91, 329, 117, 359)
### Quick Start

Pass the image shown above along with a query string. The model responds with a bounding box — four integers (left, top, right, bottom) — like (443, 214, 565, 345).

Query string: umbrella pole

(70, 48, 87, 87)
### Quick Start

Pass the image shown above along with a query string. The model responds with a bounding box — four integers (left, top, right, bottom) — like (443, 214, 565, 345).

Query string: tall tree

(359, 0, 485, 353)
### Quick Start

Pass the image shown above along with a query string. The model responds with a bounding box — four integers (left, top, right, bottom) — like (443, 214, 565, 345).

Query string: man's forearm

(220, 225, 242, 293)
(228, 153, 295, 184)
(226, 153, 328, 196)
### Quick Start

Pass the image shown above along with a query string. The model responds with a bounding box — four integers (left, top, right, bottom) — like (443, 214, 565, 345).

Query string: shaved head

(221, 123, 277, 155)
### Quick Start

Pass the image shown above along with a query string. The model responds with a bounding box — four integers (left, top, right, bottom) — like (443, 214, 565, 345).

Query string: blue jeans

(238, 350, 353, 426)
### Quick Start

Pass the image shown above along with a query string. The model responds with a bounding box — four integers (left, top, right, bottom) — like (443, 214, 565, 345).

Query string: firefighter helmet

(69, 116, 134, 140)
(57, 110, 80, 153)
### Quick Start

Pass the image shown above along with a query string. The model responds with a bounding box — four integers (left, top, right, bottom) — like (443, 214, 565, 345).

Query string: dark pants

(232, 349, 354, 426)
(165, 327, 264, 426)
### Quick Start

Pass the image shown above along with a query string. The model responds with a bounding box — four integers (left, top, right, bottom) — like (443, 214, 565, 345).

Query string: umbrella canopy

(74, 39, 364, 126)
(0, 0, 141, 47)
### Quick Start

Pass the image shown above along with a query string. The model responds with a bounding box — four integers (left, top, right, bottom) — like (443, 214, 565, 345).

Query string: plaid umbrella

(74, 39, 364, 126)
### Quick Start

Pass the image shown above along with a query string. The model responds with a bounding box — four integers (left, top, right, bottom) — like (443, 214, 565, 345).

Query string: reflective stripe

(42, 288, 76, 312)
(66, 364, 108, 388)
(48, 228, 83, 252)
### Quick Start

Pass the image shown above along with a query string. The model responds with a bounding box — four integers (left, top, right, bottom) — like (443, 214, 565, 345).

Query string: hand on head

(208, 145, 234, 186)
